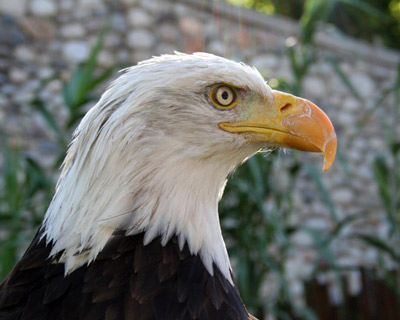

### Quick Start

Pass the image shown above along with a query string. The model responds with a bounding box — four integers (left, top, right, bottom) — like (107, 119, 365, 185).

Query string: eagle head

(42, 52, 336, 282)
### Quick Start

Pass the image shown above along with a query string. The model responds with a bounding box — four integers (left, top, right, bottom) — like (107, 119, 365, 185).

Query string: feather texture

(0, 229, 255, 320)
(41, 53, 269, 281)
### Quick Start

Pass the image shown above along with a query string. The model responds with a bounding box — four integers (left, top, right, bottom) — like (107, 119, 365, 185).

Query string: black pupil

(221, 91, 229, 100)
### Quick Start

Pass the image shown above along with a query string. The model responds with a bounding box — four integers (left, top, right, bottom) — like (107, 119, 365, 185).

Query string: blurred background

(0, 0, 399, 319)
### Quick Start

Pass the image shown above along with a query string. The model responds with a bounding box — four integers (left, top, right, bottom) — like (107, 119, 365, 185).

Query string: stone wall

(1, 0, 399, 307)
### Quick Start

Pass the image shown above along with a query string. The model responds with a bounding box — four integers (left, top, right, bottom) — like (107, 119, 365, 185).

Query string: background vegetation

(1, 1, 399, 319)
(228, 0, 400, 50)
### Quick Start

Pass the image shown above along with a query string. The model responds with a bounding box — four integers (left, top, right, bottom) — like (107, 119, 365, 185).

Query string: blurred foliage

(221, 0, 400, 318)
(0, 27, 113, 278)
(228, 0, 400, 50)
(352, 62, 400, 295)
(33, 27, 114, 164)
(0, 145, 52, 278)
(220, 154, 320, 319)
(228, 0, 304, 18)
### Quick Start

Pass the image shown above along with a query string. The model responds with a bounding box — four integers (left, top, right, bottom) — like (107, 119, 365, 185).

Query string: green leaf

(327, 55, 362, 101)
(339, 0, 389, 20)
(373, 156, 391, 215)
(25, 157, 51, 197)
(32, 97, 66, 147)
(247, 156, 266, 200)
(304, 164, 338, 222)
(294, 305, 318, 320)
(335, 142, 351, 177)
(62, 24, 110, 126)
(0, 241, 18, 279)
(351, 85, 393, 142)
(353, 234, 400, 263)
(86, 67, 115, 93)
(300, 0, 337, 45)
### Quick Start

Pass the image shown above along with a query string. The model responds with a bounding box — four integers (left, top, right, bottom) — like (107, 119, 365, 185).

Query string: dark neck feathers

(0, 229, 253, 320)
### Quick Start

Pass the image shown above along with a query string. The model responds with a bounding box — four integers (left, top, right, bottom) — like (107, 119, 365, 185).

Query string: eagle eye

(210, 84, 238, 109)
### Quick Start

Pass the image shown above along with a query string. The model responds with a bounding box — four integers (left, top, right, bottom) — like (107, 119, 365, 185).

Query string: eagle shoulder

(0, 229, 254, 320)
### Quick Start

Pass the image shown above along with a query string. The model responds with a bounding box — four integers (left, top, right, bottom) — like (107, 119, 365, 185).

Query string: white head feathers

(42, 52, 272, 283)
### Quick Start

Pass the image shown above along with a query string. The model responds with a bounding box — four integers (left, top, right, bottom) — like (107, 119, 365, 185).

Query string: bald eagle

(0, 53, 336, 320)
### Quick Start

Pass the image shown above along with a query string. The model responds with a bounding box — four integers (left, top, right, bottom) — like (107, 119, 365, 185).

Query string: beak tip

(322, 138, 337, 172)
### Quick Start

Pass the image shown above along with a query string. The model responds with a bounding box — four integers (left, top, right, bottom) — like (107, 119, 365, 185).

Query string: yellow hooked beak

(219, 90, 337, 171)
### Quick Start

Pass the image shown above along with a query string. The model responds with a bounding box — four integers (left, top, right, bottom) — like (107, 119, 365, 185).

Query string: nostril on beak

(280, 103, 292, 112)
